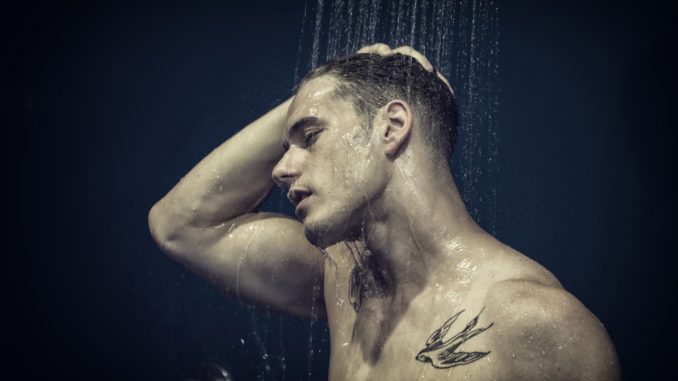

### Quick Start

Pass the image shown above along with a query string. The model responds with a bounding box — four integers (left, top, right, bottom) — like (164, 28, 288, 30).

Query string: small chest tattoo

(416, 307, 494, 369)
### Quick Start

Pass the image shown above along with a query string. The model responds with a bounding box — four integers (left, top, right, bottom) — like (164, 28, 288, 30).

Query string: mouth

(287, 188, 312, 218)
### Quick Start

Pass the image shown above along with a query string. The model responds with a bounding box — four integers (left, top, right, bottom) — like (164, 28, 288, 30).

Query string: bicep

(168, 212, 327, 320)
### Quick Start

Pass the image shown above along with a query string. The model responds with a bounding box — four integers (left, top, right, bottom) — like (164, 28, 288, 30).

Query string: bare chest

(322, 258, 500, 380)
(325, 301, 501, 380)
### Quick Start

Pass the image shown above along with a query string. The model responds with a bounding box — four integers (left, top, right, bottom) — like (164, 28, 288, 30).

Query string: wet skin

(151, 56, 621, 380)
(273, 75, 389, 249)
(272, 77, 620, 380)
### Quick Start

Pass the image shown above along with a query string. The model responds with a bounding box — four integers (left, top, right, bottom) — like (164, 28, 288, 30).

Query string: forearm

(149, 98, 292, 239)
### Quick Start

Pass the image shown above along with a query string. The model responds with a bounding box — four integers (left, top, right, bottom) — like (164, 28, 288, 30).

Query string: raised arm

(148, 98, 326, 319)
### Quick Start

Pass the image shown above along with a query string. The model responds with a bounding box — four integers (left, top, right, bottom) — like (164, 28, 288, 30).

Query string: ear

(380, 100, 413, 158)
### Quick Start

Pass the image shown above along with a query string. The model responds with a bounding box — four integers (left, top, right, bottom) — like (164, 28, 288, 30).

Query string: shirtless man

(148, 44, 620, 380)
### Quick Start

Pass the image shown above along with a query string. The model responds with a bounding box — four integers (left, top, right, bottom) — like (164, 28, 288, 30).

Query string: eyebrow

(283, 116, 322, 150)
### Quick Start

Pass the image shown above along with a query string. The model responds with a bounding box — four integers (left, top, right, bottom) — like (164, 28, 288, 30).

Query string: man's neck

(340, 160, 489, 363)
(357, 167, 482, 301)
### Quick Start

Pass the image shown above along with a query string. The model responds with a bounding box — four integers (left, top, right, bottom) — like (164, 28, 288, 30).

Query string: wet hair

(300, 53, 459, 162)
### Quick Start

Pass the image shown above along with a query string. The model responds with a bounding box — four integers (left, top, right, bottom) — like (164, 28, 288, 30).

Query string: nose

(272, 147, 304, 186)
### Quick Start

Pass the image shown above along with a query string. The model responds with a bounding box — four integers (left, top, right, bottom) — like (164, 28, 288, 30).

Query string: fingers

(392, 46, 454, 95)
(358, 44, 433, 72)
(357, 43, 393, 56)
(392, 46, 434, 72)
(439, 74, 454, 96)
(356, 44, 454, 95)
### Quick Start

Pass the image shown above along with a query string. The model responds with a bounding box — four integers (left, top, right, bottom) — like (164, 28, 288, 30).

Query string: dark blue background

(4, 0, 675, 379)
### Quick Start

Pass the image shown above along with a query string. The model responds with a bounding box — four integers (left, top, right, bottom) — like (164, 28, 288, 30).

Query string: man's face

(272, 76, 388, 248)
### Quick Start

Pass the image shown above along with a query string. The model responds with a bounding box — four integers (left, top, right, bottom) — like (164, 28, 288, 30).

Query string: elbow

(148, 199, 180, 256)
(148, 201, 166, 248)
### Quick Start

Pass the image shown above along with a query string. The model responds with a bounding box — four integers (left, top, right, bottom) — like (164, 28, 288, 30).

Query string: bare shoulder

(483, 279, 621, 380)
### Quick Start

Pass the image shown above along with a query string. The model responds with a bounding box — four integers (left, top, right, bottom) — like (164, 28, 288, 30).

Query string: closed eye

(303, 130, 321, 147)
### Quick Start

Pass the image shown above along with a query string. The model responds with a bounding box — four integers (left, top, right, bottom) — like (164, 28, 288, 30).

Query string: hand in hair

(357, 43, 454, 95)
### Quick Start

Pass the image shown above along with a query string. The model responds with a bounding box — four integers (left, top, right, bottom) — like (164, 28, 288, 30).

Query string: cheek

(338, 127, 375, 183)
(341, 124, 372, 156)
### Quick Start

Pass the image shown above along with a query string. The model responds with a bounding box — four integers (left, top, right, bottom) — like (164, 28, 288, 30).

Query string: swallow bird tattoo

(416, 307, 494, 369)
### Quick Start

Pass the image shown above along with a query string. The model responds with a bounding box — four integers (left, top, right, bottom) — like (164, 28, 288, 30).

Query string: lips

(287, 188, 312, 218)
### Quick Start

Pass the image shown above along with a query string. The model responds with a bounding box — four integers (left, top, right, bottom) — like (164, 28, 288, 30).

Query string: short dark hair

(300, 53, 459, 162)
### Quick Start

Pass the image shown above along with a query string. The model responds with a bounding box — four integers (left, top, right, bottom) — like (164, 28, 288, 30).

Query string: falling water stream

(246, 1, 500, 379)
(296, 0, 501, 232)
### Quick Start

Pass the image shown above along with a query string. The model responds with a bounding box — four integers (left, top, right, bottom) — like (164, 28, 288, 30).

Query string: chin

(303, 214, 362, 249)
(303, 224, 343, 249)
(303, 202, 363, 249)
